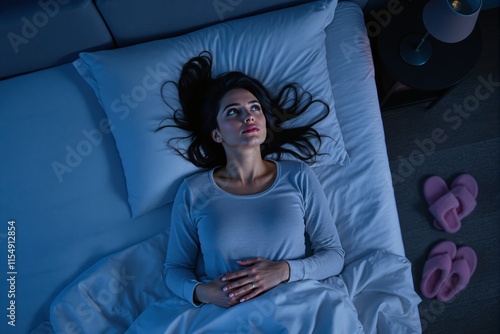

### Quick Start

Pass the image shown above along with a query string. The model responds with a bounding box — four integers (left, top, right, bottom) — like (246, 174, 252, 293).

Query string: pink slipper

(420, 241, 457, 298)
(450, 174, 478, 220)
(437, 246, 477, 302)
(423, 176, 461, 233)
(429, 240, 457, 259)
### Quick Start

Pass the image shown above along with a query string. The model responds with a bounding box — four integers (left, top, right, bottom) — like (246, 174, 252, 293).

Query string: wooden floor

(379, 7, 500, 334)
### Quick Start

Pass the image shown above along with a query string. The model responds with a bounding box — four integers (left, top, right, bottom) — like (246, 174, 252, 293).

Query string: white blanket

(126, 279, 363, 333)
(50, 229, 420, 333)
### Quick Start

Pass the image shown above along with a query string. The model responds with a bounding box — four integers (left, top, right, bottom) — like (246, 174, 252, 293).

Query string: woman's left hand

(221, 258, 290, 303)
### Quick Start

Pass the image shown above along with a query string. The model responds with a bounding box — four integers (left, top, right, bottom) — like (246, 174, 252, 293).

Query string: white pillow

(73, 0, 349, 218)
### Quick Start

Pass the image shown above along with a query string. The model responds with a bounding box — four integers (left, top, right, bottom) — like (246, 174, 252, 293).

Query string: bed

(0, 0, 422, 333)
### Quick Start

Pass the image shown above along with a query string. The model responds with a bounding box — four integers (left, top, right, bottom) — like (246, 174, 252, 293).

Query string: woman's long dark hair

(157, 51, 331, 169)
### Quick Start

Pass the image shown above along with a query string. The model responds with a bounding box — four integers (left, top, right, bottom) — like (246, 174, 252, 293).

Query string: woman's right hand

(194, 276, 243, 308)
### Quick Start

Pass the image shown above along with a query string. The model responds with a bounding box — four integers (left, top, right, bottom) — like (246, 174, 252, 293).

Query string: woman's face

(212, 88, 267, 150)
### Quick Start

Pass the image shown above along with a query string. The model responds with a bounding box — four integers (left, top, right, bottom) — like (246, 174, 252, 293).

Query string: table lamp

(400, 0, 482, 66)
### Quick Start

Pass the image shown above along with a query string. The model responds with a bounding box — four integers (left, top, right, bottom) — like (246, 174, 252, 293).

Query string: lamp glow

(450, 0, 462, 11)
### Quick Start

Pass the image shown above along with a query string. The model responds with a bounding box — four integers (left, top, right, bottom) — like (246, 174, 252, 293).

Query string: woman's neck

(220, 149, 268, 185)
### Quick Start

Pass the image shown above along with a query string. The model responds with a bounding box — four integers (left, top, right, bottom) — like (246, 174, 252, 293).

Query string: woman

(152, 52, 358, 332)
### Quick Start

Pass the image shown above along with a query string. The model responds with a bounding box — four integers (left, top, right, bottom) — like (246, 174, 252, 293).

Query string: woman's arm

(164, 181, 204, 306)
(286, 162, 345, 282)
(165, 180, 245, 308)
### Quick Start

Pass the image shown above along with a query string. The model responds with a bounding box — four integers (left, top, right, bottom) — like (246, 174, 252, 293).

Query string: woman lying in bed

(143, 51, 363, 333)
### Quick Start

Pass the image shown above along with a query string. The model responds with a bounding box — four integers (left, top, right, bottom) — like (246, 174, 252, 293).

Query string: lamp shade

(423, 0, 482, 43)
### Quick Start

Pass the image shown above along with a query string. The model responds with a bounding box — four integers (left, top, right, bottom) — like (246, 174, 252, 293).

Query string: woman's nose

(244, 111, 254, 123)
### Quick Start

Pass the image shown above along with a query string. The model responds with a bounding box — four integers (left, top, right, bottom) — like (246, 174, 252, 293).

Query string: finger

(236, 258, 262, 266)
(221, 268, 250, 282)
(239, 287, 263, 303)
(223, 276, 254, 292)
(228, 282, 256, 299)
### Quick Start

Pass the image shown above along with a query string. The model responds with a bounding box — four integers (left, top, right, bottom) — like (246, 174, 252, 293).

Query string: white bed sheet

(46, 2, 421, 333)
(322, 1, 406, 263)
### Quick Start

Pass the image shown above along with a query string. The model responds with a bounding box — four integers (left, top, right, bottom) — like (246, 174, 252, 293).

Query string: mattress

(0, 2, 421, 333)
(322, 1, 407, 262)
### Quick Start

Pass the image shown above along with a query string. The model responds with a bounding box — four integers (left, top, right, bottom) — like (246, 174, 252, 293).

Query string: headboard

(0, 0, 319, 80)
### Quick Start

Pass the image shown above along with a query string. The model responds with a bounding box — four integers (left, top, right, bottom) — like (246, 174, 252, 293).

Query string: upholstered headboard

(0, 0, 319, 80)
(94, 0, 320, 46)
(0, 0, 112, 79)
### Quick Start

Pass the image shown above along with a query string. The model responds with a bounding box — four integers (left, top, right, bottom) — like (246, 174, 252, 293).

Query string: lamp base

(399, 33, 433, 66)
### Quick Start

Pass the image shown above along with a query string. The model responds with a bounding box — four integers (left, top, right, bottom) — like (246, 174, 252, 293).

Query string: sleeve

(286, 163, 345, 282)
(164, 180, 203, 307)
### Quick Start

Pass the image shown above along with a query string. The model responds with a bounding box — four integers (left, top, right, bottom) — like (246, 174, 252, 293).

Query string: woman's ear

(211, 129, 222, 143)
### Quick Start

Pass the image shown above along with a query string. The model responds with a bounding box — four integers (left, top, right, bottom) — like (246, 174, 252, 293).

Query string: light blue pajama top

(164, 160, 345, 305)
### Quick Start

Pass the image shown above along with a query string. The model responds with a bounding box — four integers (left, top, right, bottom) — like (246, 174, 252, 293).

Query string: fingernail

(240, 298, 245, 302)
(221, 277, 227, 281)
(229, 293, 234, 297)
(223, 287, 228, 292)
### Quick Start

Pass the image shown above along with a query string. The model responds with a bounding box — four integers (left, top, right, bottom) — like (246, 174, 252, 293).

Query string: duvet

(50, 229, 420, 333)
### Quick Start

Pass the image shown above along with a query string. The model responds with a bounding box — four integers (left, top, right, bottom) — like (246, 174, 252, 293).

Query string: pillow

(73, 0, 349, 218)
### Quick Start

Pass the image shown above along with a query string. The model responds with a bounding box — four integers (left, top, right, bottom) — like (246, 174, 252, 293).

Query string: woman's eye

(251, 105, 261, 111)
(227, 108, 238, 116)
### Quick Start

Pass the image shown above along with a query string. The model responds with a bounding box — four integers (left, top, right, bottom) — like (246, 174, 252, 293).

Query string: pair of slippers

(421, 174, 478, 302)
(423, 174, 478, 233)
(420, 241, 477, 302)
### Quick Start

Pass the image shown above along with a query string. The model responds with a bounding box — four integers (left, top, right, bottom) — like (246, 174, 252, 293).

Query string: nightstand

(371, 0, 482, 111)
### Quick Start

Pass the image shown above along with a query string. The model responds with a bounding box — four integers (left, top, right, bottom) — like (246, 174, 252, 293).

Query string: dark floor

(379, 7, 500, 334)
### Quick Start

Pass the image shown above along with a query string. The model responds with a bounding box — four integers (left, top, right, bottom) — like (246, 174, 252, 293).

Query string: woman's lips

(242, 126, 259, 133)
